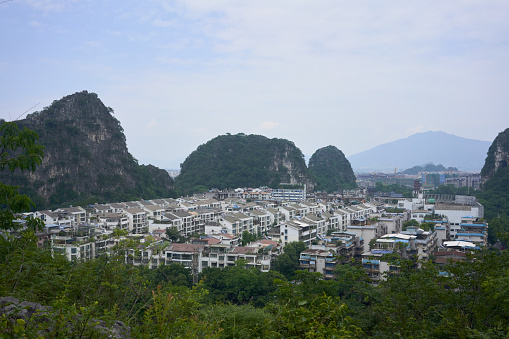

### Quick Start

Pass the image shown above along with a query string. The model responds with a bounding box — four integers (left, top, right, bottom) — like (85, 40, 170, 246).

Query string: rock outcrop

(2, 91, 175, 208)
(481, 127, 509, 185)
(0, 296, 131, 338)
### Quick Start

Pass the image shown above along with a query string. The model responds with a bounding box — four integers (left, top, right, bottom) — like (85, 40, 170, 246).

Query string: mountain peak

(4, 91, 175, 208)
(348, 131, 491, 172)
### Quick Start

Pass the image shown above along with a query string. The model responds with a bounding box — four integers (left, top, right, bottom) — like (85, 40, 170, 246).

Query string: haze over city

(1, 0, 508, 168)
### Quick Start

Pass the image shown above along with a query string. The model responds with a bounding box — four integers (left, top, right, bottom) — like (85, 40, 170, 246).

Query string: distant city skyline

(1, 1, 508, 169)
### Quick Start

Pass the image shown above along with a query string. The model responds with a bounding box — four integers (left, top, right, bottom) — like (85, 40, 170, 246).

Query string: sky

(1, 0, 508, 169)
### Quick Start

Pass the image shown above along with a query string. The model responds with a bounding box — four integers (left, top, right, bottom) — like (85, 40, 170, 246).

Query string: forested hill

(175, 133, 315, 195)
(478, 127, 509, 220)
(399, 163, 458, 175)
(308, 145, 356, 192)
(2, 91, 176, 208)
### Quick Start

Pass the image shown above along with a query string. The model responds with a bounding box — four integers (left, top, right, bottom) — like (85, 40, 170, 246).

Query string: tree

(272, 241, 307, 280)
(402, 219, 419, 231)
(241, 230, 256, 246)
(0, 121, 44, 231)
(165, 226, 186, 243)
(266, 272, 363, 337)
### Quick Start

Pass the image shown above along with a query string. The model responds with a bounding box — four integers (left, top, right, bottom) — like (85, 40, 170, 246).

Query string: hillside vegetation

(478, 127, 509, 243)
(308, 145, 356, 192)
(399, 163, 458, 175)
(175, 133, 315, 195)
(1, 91, 176, 209)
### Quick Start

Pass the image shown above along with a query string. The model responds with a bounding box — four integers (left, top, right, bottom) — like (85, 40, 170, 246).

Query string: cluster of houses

(16, 188, 488, 283)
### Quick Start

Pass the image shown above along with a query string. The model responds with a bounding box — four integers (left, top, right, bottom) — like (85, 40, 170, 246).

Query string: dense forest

(176, 133, 315, 195)
(308, 145, 357, 192)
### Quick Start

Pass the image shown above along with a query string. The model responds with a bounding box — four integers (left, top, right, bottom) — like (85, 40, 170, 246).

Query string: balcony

(299, 260, 316, 268)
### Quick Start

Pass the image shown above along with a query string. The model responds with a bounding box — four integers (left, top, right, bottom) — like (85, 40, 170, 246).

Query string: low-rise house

(375, 233, 417, 256)
(229, 246, 271, 271)
(303, 214, 326, 235)
(50, 224, 96, 261)
(361, 249, 399, 282)
(55, 207, 87, 225)
(451, 216, 488, 247)
(108, 203, 125, 213)
(322, 211, 340, 233)
(347, 221, 389, 252)
(443, 240, 478, 251)
(266, 207, 282, 226)
(401, 226, 437, 260)
(278, 206, 297, 221)
(250, 209, 272, 235)
(299, 248, 337, 279)
(426, 219, 450, 246)
(126, 236, 166, 269)
(124, 208, 148, 234)
(328, 231, 364, 262)
(220, 213, 254, 236)
(96, 212, 130, 231)
(164, 242, 205, 283)
(92, 204, 113, 214)
(210, 232, 240, 246)
(166, 211, 199, 236)
(142, 205, 165, 221)
(433, 250, 468, 266)
(278, 219, 317, 247)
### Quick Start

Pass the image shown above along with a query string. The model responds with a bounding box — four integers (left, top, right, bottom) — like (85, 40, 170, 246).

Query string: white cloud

(260, 121, 278, 130)
(3, 1, 509, 168)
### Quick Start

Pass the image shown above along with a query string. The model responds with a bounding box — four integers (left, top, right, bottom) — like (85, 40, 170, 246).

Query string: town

(21, 179, 486, 284)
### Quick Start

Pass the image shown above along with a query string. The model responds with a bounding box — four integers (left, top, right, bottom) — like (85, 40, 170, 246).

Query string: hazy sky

(1, 1, 508, 169)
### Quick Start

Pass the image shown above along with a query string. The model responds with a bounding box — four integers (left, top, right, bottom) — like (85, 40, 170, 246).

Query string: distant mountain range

(347, 131, 491, 173)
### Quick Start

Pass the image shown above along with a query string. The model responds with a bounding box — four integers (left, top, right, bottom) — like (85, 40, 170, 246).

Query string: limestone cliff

(481, 127, 509, 184)
(3, 91, 175, 208)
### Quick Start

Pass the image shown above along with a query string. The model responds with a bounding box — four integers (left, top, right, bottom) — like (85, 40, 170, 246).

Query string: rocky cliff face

(481, 127, 509, 185)
(4, 91, 175, 208)
(308, 145, 357, 192)
(175, 133, 315, 194)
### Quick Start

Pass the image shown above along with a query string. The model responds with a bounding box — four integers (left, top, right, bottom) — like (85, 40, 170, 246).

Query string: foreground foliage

(2, 241, 509, 338)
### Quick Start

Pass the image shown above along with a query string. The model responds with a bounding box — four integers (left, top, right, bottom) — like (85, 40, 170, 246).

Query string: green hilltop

(175, 133, 315, 195)
(308, 145, 357, 192)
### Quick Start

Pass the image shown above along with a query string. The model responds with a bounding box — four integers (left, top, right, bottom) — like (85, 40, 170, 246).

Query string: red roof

(231, 246, 258, 254)
(168, 243, 205, 252)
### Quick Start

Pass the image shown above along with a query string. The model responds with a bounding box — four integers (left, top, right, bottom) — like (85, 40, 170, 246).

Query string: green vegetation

(3, 238, 509, 337)
(175, 133, 314, 195)
(271, 241, 307, 280)
(374, 182, 413, 198)
(308, 145, 357, 192)
(480, 127, 509, 179)
(2, 91, 176, 209)
(402, 219, 419, 230)
(475, 128, 509, 244)
(0, 121, 45, 231)
(399, 163, 458, 175)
